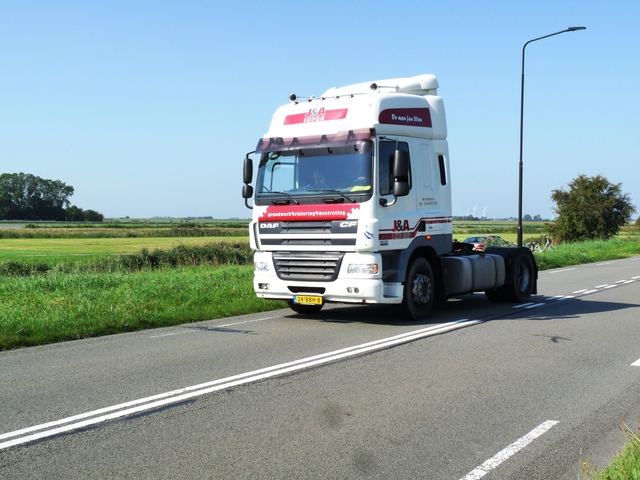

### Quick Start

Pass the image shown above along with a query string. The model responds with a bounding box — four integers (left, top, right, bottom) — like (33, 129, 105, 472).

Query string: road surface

(1, 256, 639, 478)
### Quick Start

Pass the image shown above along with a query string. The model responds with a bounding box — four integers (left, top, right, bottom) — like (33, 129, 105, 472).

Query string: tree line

(0, 173, 103, 222)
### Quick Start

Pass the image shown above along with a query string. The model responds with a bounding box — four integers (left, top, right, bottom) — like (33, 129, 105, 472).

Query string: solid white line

(632, 358, 640, 367)
(460, 420, 559, 480)
(0, 319, 480, 450)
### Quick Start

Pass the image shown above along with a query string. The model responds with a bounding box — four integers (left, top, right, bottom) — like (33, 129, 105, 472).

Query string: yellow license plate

(294, 295, 323, 305)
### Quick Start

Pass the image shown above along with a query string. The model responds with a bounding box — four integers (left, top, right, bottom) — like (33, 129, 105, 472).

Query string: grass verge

(532, 238, 640, 270)
(583, 423, 640, 479)
(0, 264, 285, 350)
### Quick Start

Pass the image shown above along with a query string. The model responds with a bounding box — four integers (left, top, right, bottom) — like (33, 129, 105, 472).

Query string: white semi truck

(241, 74, 537, 320)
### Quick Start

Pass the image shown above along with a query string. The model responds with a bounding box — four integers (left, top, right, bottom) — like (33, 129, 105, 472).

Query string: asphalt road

(1, 256, 639, 479)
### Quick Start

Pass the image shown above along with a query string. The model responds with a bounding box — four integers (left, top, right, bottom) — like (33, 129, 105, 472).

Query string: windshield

(255, 141, 372, 205)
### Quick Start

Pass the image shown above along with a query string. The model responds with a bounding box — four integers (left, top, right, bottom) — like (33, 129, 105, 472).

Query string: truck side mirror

(243, 156, 253, 185)
(392, 149, 410, 197)
(242, 155, 254, 209)
(242, 184, 253, 199)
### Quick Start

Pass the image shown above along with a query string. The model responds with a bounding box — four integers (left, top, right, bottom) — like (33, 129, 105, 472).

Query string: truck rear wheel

(502, 252, 534, 303)
(401, 257, 434, 321)
(287, 300, 324, 315)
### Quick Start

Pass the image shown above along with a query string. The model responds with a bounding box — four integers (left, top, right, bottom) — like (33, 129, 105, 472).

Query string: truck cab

(242, 75, 537, 320)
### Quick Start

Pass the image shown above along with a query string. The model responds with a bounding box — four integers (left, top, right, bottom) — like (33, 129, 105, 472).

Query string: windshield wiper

(307, 189, 356, 203)
(268, 191, 299, 204)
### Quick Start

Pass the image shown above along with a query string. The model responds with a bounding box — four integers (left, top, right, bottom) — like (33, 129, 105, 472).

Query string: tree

(65, 205, 104, 222)
(0, 173, 74, 220)
(549, 174, 636, 242)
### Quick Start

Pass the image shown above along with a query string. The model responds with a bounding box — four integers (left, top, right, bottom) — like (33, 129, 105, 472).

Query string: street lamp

(517, 26, 586, 247)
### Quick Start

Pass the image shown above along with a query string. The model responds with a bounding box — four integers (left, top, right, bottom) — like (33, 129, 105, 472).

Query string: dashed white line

(548, 268, 576, 274)
(460, 420, 559, 480)
(512, 303, 535, 309)
(525, 303, 546, 309)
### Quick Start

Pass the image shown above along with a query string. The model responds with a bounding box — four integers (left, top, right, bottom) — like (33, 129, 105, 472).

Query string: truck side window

(438, 155, 447, 186)
(379, 141, 410, 196)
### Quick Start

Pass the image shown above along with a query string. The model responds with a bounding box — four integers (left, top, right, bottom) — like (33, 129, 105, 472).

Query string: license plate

(294, 295, 323, 305)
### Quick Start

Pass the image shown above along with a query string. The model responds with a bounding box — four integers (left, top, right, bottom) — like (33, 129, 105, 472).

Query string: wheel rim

(411, 272, 432, 305)
(516, 263, 531, 292)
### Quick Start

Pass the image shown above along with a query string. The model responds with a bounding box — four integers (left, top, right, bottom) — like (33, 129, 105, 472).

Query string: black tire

(401, 257, 435, 321)
(501, 252, 534, 303)
(287, 300, 323, 315)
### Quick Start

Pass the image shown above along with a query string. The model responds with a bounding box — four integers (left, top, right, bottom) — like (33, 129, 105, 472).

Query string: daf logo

(340, 221, 358, 228)
(260, 223, 280, 229)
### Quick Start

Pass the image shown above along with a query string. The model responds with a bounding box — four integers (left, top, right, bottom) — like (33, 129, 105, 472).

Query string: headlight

(347, 264, 379, 275)
(255, 262, 269, 272)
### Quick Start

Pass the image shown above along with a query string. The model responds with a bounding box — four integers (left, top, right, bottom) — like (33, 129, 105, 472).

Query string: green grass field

(0, 236, 248, 263)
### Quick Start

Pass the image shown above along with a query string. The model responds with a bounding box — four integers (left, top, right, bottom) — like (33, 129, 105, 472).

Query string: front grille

(273, 252, 344, 282)
(258, 220, 357, 246)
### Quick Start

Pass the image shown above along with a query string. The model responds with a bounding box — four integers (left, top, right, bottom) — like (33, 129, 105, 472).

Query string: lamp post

(517, 26, 586, 247)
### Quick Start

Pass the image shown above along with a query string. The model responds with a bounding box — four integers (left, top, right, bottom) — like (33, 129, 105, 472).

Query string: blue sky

(1, 1, 638, 220)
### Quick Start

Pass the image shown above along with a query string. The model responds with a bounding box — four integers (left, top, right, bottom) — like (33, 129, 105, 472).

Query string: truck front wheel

(401, 257, 435, 321)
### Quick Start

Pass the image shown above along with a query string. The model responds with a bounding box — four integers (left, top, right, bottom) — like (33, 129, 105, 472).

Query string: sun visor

(255, 128, 374, 153)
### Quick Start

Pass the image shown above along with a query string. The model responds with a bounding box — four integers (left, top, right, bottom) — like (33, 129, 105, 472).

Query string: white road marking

(604, 284, 618, 289)
(512, 303, 535, 309)
(548, 268, 575, 274)
(572, 289, 588, 294)
(525, 303, 545, 309)
(595, 284, 609, 289)
(632, 358, 640, 367)
(0, 319, 480, 450)
(460, 420, 559, 480)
